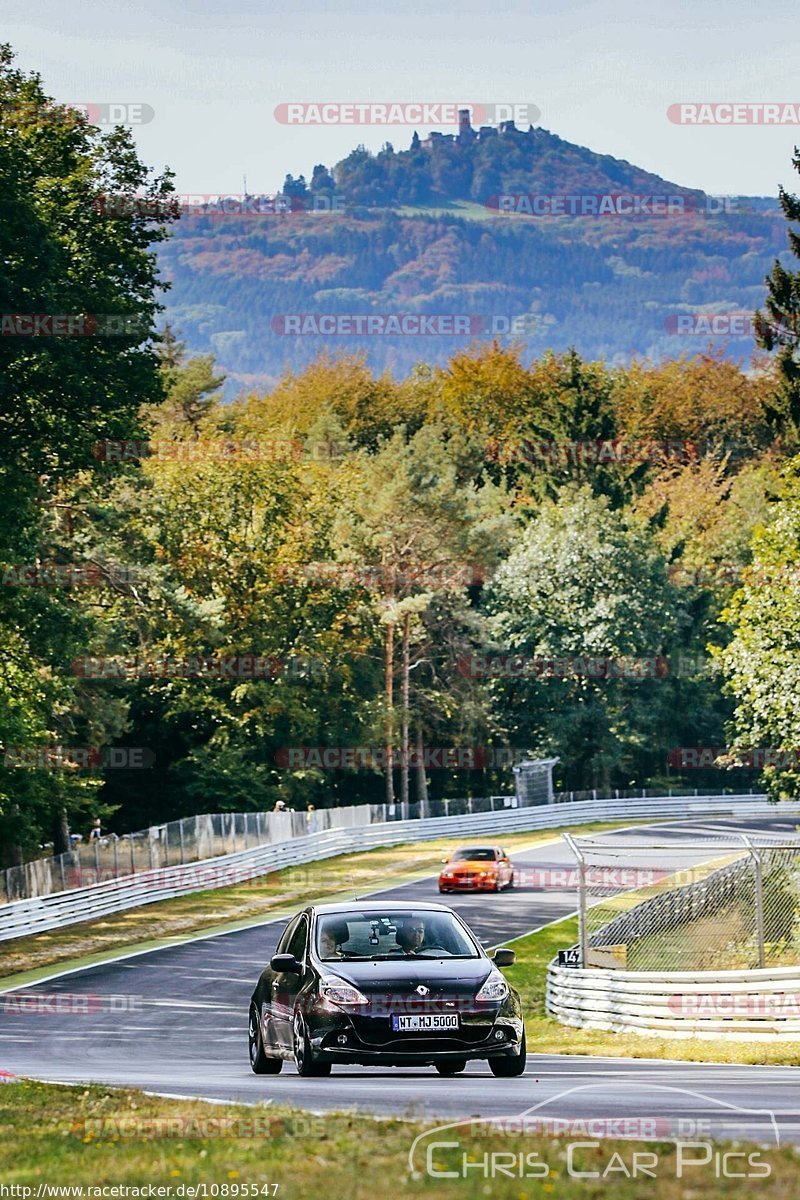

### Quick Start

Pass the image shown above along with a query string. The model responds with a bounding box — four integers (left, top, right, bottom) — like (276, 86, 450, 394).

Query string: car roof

(310, 900, 457, 916)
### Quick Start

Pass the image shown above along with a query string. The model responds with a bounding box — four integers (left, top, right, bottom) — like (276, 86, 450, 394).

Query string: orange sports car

(438, 845, 515, 893)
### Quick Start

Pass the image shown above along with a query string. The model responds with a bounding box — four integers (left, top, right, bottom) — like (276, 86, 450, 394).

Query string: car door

(260, 915, 299, 1052)
(270, 914, 310, 1049)
(498, 847, 512, 887)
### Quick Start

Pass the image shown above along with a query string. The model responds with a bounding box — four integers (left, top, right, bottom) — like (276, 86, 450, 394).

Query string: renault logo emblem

(415, 985, 430, 996)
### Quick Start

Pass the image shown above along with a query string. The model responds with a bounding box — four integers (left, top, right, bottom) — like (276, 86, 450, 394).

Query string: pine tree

(756, 149, 800, 440)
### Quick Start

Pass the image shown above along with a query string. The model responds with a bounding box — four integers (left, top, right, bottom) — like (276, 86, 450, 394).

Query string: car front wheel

(249, 1004, 282, 1074)
(292, 1010, 331, 1077)
(489, 1029, 526, 1077)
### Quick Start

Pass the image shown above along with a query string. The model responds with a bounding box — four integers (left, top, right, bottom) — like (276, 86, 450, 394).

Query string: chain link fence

(0, 794, 528, 904)
(563, 830, 800, 971)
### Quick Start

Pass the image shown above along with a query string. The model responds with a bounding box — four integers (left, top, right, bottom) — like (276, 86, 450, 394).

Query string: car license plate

(391, 1014, 459, 1032)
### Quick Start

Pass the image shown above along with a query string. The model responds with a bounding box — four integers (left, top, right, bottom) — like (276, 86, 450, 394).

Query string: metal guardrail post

(563, 832, 588, 967)
(740, 833, 765, 968)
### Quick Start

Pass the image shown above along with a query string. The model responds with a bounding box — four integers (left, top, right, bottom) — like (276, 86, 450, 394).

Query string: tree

(282, 173, 308, 198)
(486, 487, 680, 789)
(156, 323, 186, 373)
(0, 44, 176, 553)
(332, 426, 512, 806)
(0, 44, 176, 856)
(756, 148, 800, 441)
(716, 464, 800, 798)
(147, 354, 225, 435)
(310, 164, 335, 196)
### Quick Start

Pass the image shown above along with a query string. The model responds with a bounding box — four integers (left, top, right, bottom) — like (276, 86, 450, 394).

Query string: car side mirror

(492, 948, 516, 967)
(270, 953, 302, 974)
(441, 857, 449, 864)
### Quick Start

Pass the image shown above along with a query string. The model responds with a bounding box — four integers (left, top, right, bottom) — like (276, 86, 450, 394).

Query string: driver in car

(319, 921, 349, 958)
(395, 919, 426, 955)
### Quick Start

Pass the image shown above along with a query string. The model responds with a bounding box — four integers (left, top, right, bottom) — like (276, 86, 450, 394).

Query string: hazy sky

(6, 0, 799, 198)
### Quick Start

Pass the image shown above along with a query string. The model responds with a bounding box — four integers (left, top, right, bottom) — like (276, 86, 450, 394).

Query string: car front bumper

(310, 1013, 523, 1064)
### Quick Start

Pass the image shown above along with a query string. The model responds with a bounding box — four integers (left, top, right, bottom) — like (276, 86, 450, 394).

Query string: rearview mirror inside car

(492, 948, 516, 967)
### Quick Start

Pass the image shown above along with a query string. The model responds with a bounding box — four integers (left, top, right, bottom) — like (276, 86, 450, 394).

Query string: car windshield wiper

(416, 952, 477, 958)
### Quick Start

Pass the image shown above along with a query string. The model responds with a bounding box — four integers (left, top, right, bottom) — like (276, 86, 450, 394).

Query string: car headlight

(319, 975, 368, 1008)
(476, 969, 509, 1002)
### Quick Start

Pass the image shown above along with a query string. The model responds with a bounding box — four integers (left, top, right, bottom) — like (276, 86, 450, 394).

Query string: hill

(157, 118, 787, 390)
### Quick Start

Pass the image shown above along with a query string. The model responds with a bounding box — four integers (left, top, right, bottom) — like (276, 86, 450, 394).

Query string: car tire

(249, 1004, 282, 1074)
(506, 873, 515, 890)
(292, 1010, 332, 1077)
(489, 1029, 526, 1077)
(435, 1059, 467, 1075)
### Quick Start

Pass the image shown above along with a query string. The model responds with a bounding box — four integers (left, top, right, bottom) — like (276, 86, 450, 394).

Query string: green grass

(0, 1079, 797, 1197)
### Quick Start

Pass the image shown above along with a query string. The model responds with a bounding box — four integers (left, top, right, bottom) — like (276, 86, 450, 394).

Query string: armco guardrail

(547, 799, 800, 1040)
(0, 793, 774, 944)
(546, 961, 800, 1041)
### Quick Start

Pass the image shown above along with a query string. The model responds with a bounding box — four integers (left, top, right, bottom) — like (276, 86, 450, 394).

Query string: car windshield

(315, 910, 481, 960)
(450, 848, 496, 861)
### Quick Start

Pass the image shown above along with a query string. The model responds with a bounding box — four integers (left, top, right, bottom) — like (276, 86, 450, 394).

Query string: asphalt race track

(1, 817, 799, 1143)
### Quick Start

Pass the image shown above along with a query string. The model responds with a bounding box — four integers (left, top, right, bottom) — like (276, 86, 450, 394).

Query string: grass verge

(503, 915, 800, 1066)
(0, 1078, 796, 1197)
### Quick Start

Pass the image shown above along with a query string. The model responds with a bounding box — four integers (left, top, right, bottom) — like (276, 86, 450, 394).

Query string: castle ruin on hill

(420, 108, 527, 150)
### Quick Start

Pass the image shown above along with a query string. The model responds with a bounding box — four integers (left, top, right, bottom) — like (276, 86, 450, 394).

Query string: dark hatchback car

(248, 901, 525, 1077)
